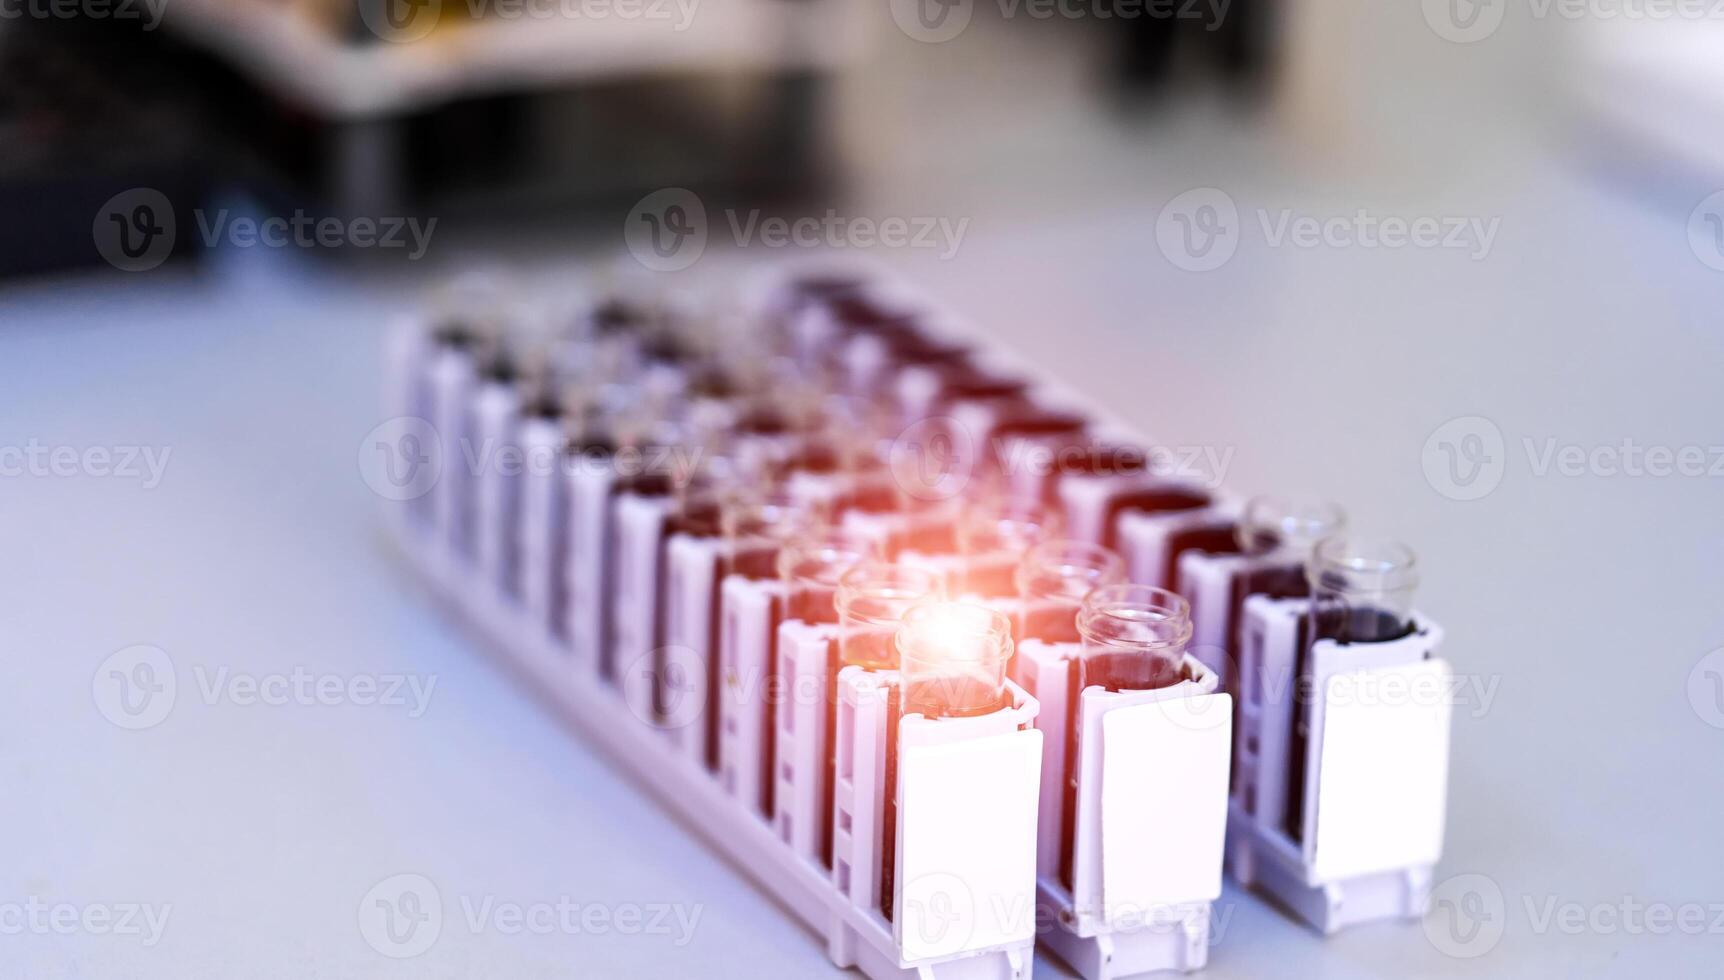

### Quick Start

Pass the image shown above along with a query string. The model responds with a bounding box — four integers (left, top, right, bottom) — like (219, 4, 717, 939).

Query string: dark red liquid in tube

(1281, 606, 1416, 843)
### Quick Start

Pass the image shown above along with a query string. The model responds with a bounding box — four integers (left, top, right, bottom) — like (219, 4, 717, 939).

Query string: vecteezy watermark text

(0, 898, 171, 947)
(1424, 0, 1724, 44)
(1424, 873, 1724, 958)
(0, 440, 171, 488)
(94, 188, 437, 272)
(358, 873, 702, 958)
(1422, 416, 1724, 501)
(0, 0, 166, 27)
(1154, 188, 1501, 272)
(358, 416, 703, 502)
(888, 0, 1230, 43)
(93, 645, 437, 730)
(624, 188, 969, 271)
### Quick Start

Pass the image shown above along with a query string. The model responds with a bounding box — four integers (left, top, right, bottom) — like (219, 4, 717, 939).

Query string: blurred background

(4, 2, 1724, 978)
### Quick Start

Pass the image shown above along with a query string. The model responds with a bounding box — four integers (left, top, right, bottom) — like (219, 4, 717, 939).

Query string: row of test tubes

(382, 263, 1451, 977)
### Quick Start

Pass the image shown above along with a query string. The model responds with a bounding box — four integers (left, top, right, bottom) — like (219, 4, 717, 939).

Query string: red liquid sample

(1280, 606, 1416, 843)
(880, 680, 902, 923)
(1158, 519, 1240, 590)
(1058, 654, 1185, 891)
(902, 673, 1010, 720)
(1021, 601, 1083, 646)
(959, 554, 1018, 599)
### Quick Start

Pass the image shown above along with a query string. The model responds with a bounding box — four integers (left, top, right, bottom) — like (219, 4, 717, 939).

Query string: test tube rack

(380, 261, 1453, 978)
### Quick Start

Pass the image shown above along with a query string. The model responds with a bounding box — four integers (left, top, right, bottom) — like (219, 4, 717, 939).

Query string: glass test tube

(1074, 584, 1194, 692)
(955, 498, 1060, 598)
(1306, 536, 1419, 643)
(1014, 539, 1127, 644)
(895, 602, 1016, 719)
(776, 530, 872, 625)
(836, 563, 944, 671)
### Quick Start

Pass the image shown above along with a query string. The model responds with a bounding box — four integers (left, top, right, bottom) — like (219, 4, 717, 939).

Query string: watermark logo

(900, 871, 977, 957)
(0, 898, 172, 946)
(890, 0, 973, 41)
(1156, 189, 1501, 270)
(359, 0, 441, 41)
(889, 416, 976, 503)
(1686, 647, 1724, 729)
(1425, 873, 1506, 957)
(94, 190, 437, 271)
(626, 188, 708, 272)
(625, 189, 970, 270)
(94, 188, 176, 273)
(0, 0, 168, 26)
(1423, 416, 1724, 500)
(360, 417, 443, 501)
(359, 873, 443, 958)
(622, 645, 708, 729)
(1, 440, 172, 488)
(1423, 0, 1506, 42)
(357, 417, 701, 500)
(94, 646, 436, 728)
(1687, 191, 1724, 272)
(93, 645, 177, 731)
(1422, 416, 1506, 501)
(1155, 188, 1238, 272)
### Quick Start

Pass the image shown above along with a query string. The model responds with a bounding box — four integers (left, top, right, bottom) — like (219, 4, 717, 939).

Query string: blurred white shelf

(161, 0, 869, 119)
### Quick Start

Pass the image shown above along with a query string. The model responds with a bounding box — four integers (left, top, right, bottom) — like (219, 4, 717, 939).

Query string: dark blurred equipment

(0, 24, 211, 277)
(0, 1, 861, 277)
(1115, 0, 1277, 98)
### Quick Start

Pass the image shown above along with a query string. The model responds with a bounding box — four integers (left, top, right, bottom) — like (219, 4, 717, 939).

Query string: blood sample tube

(1014, 540, 1127, 644)
(895, 602, 1016, 720)
(1058, 584, 1195, 889)
(837, 563, 944, 671)
(1283, 537, 1419, 842)
(777, 530, 872, 627)
(1074, 584, 1194, 693)
(954, 498, 1060, 599)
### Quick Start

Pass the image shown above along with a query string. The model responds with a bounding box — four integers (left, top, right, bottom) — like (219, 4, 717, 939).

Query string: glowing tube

(895, 602, 1015, 719)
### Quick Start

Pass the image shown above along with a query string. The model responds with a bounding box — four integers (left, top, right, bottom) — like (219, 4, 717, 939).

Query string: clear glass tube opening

(896, 602, 1015, 719)
(1074, 584, 1193, 691)
(776, 530, 872, 625)
(1014, 539, 1127, 643)
(1236, 496, 1347, 557)
(836, 563, 944, 670)
(1306, 536, 1419, 643)
(955, 499, 1061, 598)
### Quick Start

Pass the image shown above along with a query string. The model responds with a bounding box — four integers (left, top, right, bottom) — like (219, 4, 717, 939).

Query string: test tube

(1306, 536, 1419, 643)
(777, 530, 872, 625)
(1014, 540, 1127, 644)
(836, 563, 944, 670)
(1282, 536, 1419, 842)
(1237, 496, 1347, 558)
(895, 602, 1016, 719)
(955, 498, 1060, 598)
(1057, 584, 1193, 891)
(720, 484, 822, 580)
(1074, 584, 1194, 692)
